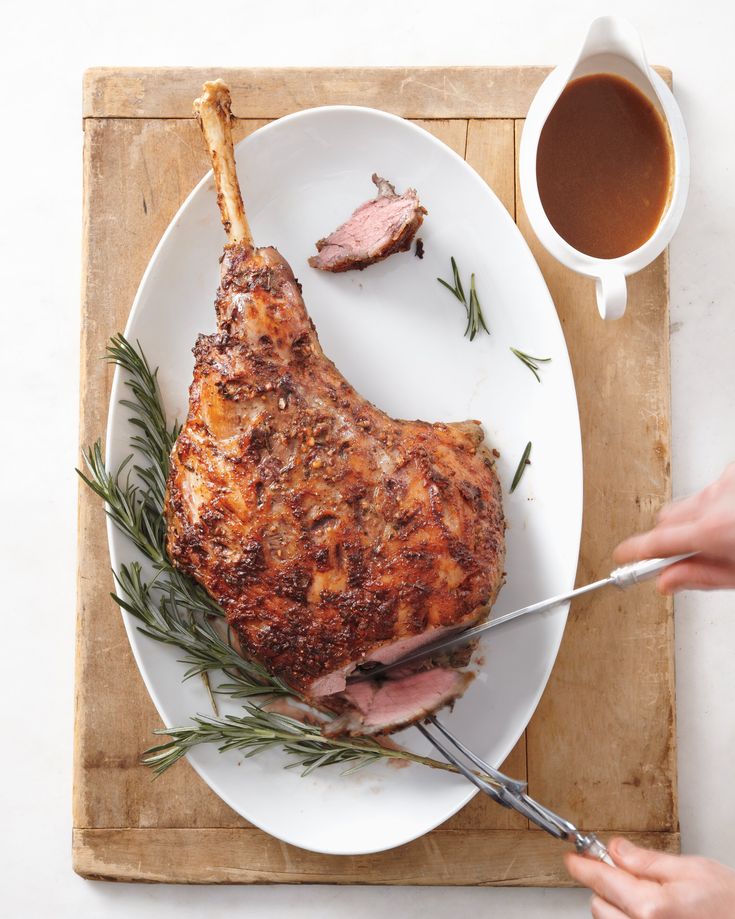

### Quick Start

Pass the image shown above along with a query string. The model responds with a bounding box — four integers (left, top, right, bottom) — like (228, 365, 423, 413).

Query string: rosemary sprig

(79, 334, 482, 782)
(78, 442, 165, 563)
(113, 561, 291, 699)
(77, 343, 222, 620)
(510, 441, 533, 494)
(78, 439, 223, 620)
(142, 707, 490, 781)
(510, 347, 551, 383)
(437, 257, 490, 340)
(106, 333, 181, 511)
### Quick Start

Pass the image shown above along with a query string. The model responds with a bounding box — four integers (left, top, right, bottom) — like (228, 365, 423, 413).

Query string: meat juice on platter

(536, 73, 673, 259)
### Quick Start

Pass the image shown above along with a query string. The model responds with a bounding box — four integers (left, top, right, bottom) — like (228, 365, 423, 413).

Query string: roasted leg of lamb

(165, 81, 506, 735)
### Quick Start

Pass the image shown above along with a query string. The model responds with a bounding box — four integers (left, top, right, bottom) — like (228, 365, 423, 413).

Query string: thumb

(609, 838, 681, 881)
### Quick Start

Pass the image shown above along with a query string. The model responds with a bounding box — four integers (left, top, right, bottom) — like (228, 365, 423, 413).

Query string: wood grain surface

(82, 66, 671, 120)
(75, 66, 677, 883)
(73, 828, 680, 885)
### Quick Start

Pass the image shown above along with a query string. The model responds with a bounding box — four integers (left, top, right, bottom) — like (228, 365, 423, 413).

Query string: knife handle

(610, 553, 697, 589)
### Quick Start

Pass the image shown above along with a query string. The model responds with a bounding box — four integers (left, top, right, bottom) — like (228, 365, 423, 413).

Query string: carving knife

(350, 553, 696, 682)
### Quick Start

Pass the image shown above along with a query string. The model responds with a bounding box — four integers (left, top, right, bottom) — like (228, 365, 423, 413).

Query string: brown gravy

(536, 73, 672, 259)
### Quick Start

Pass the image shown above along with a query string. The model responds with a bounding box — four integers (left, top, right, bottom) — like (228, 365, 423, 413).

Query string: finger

(658, 558, 735, 594)
(657, 493, 702, 524)
(590, 895, 629, 919)
(613, 523, 701, 564)
(608, 837, 682, 882)
(564, 852, 655, 914)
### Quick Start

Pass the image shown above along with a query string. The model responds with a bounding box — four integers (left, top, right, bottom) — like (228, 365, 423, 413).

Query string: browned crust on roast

(165, 244, 505, 696)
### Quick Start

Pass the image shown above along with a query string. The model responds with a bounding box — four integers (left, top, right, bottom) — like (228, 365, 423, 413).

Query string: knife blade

(349, 553, 695, 683)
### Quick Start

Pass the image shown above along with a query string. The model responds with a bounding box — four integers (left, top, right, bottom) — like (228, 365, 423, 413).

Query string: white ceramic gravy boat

(519, 16, 689, 320)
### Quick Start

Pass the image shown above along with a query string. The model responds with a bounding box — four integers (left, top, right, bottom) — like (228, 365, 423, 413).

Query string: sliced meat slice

(323, 668, 472, 737)
(308, 174, 427, 272)
(307, 622, 469, 698)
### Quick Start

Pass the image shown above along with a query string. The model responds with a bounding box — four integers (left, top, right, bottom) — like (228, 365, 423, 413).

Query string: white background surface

(1, 0, 733, 916)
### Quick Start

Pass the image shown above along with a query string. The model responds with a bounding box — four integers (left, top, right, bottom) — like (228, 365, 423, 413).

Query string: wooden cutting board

(75, 66, 678, 884)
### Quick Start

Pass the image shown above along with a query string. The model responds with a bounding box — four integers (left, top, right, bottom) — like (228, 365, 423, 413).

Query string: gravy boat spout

(520, 16, 689, 320)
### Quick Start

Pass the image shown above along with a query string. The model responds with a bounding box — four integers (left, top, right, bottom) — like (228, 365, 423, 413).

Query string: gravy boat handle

(596, 269, 627, 320)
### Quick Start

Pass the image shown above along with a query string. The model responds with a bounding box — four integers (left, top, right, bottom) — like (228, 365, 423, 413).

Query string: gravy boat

(519, 16, 689, 320)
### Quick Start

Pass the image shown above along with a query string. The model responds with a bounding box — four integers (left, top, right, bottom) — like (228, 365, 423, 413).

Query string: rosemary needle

(510, 347, 551, 383)
(437, 257, 490, 340)
(451, 255, 465, 304)
(510, 441, 532, 493)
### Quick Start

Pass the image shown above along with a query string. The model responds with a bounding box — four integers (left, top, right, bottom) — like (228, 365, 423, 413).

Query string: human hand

(566, 837, 735, 918)
(614, 463, 735, 593)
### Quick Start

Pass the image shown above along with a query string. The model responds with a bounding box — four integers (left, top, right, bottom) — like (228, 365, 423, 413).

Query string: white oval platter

(106, 105, 582, 855)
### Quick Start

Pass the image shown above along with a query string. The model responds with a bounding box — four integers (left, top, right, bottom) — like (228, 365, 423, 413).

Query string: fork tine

(420, 719, 569, 839)
(428, 716, 527, 793)
(419, 719, 615, 862)
(415, 723, 507, 807)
